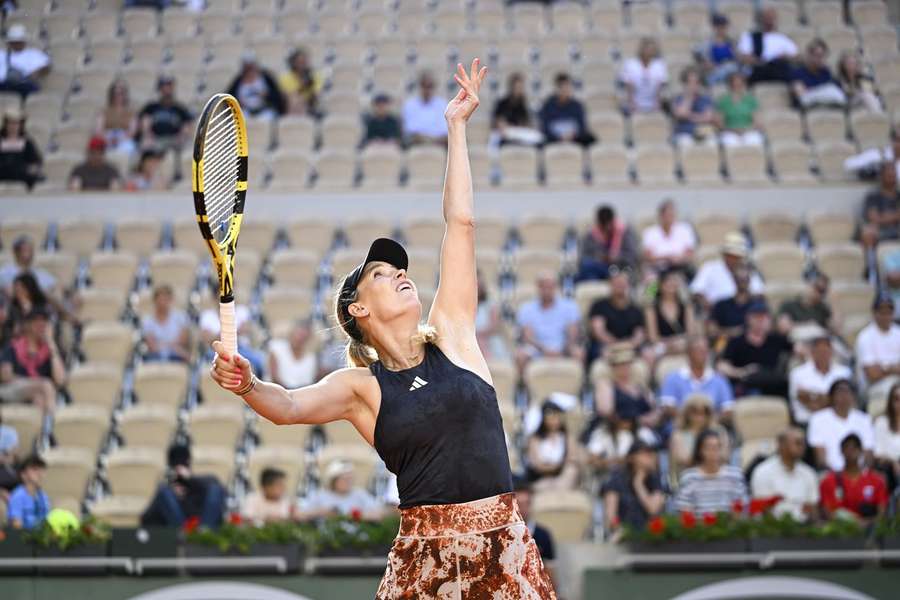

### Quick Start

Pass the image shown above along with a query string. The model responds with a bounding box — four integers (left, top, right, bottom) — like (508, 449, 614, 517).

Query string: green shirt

(715, 92, 758, 130)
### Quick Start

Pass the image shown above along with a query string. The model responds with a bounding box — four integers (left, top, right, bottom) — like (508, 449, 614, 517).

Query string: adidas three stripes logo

(408, 376, 428, 391)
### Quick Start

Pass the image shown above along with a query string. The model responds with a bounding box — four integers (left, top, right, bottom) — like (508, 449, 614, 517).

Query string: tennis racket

(192, 93, 248, 357)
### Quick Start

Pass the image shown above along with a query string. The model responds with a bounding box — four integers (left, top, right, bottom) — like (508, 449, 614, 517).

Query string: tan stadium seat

(67, 362, 123, 411)
(169, 36, 206, 65)
(659, 31, 696, 57)
(56, 220, 104, 258)
(830, 282, 875, 317)
(510, 3, 546, 36)
(692, 214, 740, 246)
(284, 219, 335, 255)
(148, 251, 197, 291)
(202, 65, 233, 95)
(278, 9, 311, 36)
(734, 396, 790, 442)
(816, 244, 864, 282)
(192, 445, 236, 484)
(583, 86, 618, 115)
(129, 38, 165, 68)
(170, 220, 209, 259)
(312, 150, 356, 190)
(719, 0, 754, 31)
(88, 252, 138, 294)
(240, 11, 276, 37)
(861, 26, 899, 60)
(331, 248, 369, 282)
(740, 438, 777, 469)
(771, 142, 816, 184)
(816, 142, 857, 182)
(246, 117, 274, 154)
(189, 404, 246, 448)
(269, 249, 320, 288)
(34, 252, 77, 289)
(465, 145, 494, 188)
(551, 2, 588, 36)
(808, 212, 854, 245)
(475, 248, 502, 287)
(630, 113, 669, 146)
(532, 489, 592, 542)
(90, 496, 146, 528)
(405, 247, 440, 288)
(851, 111, 890, 151)
(39, 154, 79, 191)
(487, 359, 517, 410)
(317, 444, 380, 488)
(518, 216, 568, 251)
(43, 12, 81, 41)
(807, 0, 843, 29)
(750, 212, 800, 245)
(133, 362, 190, 413)
(754, 85, 790, 112)
(260, 287, 315, 327)
(589, 112, 626, 147)
(754, 243, 806, 283)
(403, 217, 444, 251)
(53, 405, 110, 455)
(248, 445, 305, 494)
(87, 38, 125, 68)
(118, 404, 178, 447)
(106, 447, 166, 499)
(635, 145, 676, 185)
(574, 280, 611, 317)
(406, 146, 447, 192)
(678, 144, 721, 184)
(654, 354, 689, 386)
(42, 447, 95, 504)
(629, 1, 664, 31)
(370, 61, 408, 95)
(199, 10, 235, 39)
(852, 1, 889, 27)
(82, 12, 119, 42)
(543, 143, 585, 187)
(277, 116, 316, 152)
(64, 95, 103, 127)
(373, 37, 408, 65)
(343, 219, 394, 248)
(761, 110, 805, 144)
(0, 404, 42, 451)
(818, 26, 858, 57)
(395, 8, 428, 37)
(539, 37, 573, 65)
(726, 145, 769, 185)
(121, 8, 158, 39)
(233, 219, 278, 256)
(590, 4, 621, 32)
(472, 218, 509, 252)
(115, 220, 162, 257)
(766, 281, 807, 311)
(875, 67, 900, 97)
(513, 249, 564, 288)
(360, 145, 403, 190)
(234, 250, 263, 288)
(524, 357, 583, 405)
(269, 150, 313, 191)
(499, 146, 539, 189)
(257, 417, 311, 450)
(807, 112, 847, 146)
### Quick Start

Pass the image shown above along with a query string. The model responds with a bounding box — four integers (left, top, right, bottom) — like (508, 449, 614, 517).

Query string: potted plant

(876, 514, 900, 565)
(313, 511, 399, 559)
(623, 510, 750, 556)
(27, 515, 111, 575)
(748, 513, 866, 554)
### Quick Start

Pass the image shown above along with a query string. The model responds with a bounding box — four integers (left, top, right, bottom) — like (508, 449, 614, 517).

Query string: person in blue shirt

(696, 13, 739, 86)
(671, 66, 715, 147)
(660, 335, 734, 422)
(791, 39, 847, 110)
(538, 73, 595, 147)
(7, 454, 50, 530)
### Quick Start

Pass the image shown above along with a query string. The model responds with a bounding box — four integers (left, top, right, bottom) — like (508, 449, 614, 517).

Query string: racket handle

(219, 300, 238, 358)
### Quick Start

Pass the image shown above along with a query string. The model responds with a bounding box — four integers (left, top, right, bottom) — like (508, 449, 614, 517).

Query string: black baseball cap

(873, 292, 895, 310)
(711, 13, 729, 26)
(746, 299, 770, 315)
(337, 238, 408, 340)
(627, 439, 658, 456)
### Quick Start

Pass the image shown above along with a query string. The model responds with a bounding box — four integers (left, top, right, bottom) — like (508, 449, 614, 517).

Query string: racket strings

(202, 106, 241, 243)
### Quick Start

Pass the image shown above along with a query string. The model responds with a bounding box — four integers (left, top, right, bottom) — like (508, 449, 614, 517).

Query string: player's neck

(370, 324, 425, 371)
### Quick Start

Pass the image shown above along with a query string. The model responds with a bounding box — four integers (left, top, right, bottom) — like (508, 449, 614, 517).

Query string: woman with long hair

(874, 383, 900, 492)
(95, 78, 137, 156)
(668, 394, 730, 482)
(525, 400, 579, 491)
(645, 267, 695, 357)
(0, 107, 42, 190)
(836, 50, 882, 113)
(211, 59, 555, 598)
(3, 272, 49, 341)
(675, 429, 747, 515)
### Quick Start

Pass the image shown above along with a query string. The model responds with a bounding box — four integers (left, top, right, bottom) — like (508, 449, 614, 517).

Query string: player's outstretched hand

(445, 57, 488, 125)
(211, 340, 253, 393)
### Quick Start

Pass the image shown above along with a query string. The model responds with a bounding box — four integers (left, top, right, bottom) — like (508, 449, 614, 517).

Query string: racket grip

(219, 300, 238, 358)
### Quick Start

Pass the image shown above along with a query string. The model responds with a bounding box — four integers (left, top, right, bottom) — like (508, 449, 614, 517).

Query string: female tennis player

(211, 58, 556, 599)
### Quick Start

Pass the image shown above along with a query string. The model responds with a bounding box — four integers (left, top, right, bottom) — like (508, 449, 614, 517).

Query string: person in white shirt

(296, 460, 388, 521)
(736, 6, 797, 85)
(874, 383, 900, 491)
(641, 199, 697, 273)
(0, 24, 50, 97)
(618, 37, 668, 115)
(855, 295, 900, 395)
(807, 379, 875, 471)
(689, 231, 764, 308)
(402, 71, 448, 146)
(789, 333, 852, 425)
(751, 427, 820, 521)
(241, 467, 298, 525)
(267, 320, 318, 389)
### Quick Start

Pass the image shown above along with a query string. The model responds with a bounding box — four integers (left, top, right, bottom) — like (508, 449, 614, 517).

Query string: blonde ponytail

(346, 338, 378, 368)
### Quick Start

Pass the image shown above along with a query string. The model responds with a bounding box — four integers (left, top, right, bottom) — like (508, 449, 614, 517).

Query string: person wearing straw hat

(689, 231, 764, 308)
(0, 24, 50, 96)
(296, 460, 387, 522)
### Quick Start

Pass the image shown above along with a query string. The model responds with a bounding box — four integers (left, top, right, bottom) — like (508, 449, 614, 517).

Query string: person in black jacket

(491, 72, 543, 148)
(227, 51, 287, 121)
(140, 443, 225, 529)
(0, 107, 42, 190)
(539, 73, 595, 147)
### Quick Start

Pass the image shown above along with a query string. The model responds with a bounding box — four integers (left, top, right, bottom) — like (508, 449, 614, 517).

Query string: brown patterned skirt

(375, 492, 557, 599)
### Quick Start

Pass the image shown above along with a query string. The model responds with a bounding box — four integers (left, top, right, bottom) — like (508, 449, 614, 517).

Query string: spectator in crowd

(267, 319, 317, 389)
(594, 345, 661, 434)
(874, 383, 900, 492)
(660, 335, 735, 416)
(141, 285, 190, 363)
(227, 51, 286, 121)
(618, 37, 668, 115)
(475, 270, 509, 360)
(241, 467, 298, 525)
(2, 273, 49, 342)
(0, 236, 55, 294)
(675, 429, 748, 515)
(845, 129, 900, 180)
(0, 24, 50, 97)
(855, 294, 900, 394)
(791, 39, 846, 110)
(514, 272, 582, 373)
(6, 454, 48, 530)
(789, 332, 851, 426)
(512, 476, 558, 591)
(125, 149, 167, 191)
(95, 79, 137, 157)
(198, 287, 263, 375)
(641, 199, 697, 274)
(138, 74, 192, 164)
(884, 246, 900, 320)
(836, 50, 882, 113)
(361, 93, 402, 149)
(67, 136, 122, 191)
(736, 5, 798, 85)
(717, 300, 793, 397)
(539, 72, 595, 147)
(860, 162, 899, 245)
(490, 72, 543, 148)
(602, 440, 665, 540)
(645, 268, 695, 357)
(696, 13, 739, 86)
(526, 400, 579, 491)
(0, 411, 20, 494)
(751, 427, 820, 521)
(278, 47, 322, 116)
(808, 379, 875, 472)
(297, 460, 387, 520)
(690, 232, 764, 308)
(577, 205, 639, 282)
(584, 409, 635, 477)
(587, 271, 644, 367)
(0, 106, 42, 190)
(141, 443, 225, 529)
(708, 266, 757, 343)
(715, 71, 764, 147)
(671, 66, 715, 147)
(777, 272, 835, 335)
(0, 307, 62, 420)
(402, 71, 447, 146)
(820, 433, 888, 522)
(669, 394, 730, 481)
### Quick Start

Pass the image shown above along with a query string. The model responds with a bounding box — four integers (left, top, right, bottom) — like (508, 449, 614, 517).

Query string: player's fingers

(470, 58, 479, 82)
(478, 66, 488, 85)
(212, 341, 230, 362)
(456, 62, 468, 84)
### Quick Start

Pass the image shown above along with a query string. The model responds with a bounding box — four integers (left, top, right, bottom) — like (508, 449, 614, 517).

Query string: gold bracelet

(235, 373, 257, 396)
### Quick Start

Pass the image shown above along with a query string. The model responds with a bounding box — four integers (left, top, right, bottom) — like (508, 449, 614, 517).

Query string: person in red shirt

(820, 433, 888, 523)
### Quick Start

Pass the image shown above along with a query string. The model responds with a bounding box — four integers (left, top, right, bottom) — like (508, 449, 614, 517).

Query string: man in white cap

(296, 460, 389, 521)
(689, 231, 764, 308)
(0, 24, 50, 96)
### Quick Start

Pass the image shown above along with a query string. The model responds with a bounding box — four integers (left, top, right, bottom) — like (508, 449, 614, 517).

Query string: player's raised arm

(428, 58, 488, 330)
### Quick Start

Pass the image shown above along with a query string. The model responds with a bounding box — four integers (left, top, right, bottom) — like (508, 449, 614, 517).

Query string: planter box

(184, 542, 303, 574)
(628, 539, 749, 554)
(316, 543, 392, 558)
(751, 536, 867, 568)
(111, 527, 178, 559)
(34, 543, 109, 575)
(881, 536, 900, 566)
(0, 529, 34, 575)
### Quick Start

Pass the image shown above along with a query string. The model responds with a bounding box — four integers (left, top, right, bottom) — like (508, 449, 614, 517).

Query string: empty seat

(693, 214, 740, 246)
(816, 142, 857, 182)
(256, 416, 311, 449)
(269, 150, 313, 191)
(132, 362, 190, 413)
(630, 113, 669, 146)
(403, 217, 445, 250)
(320, 115, 360, 150)
(53, 405, 110, 455)
(830, 282, 875, 316)
(322, 419, 367, 446)
(499, 146, 539, 188)
(807, 0, 843, 29)
(532, 489, 592, 542)
(513, 249, 564, 288)
(523, 357, 583, 405)
(284, 219, 335, 255)
(734, 396, 790, 442)
(312, 150, 356, 190)
(34, 252, 77, 289)
(42, 447, 95, 505)
(360, 145, 403, 189)
(406, 146, 447, 192)
(574, 280, 611, 317)
(115, 220, 161, 257)
(808, 212, 854, 245)
(0, 404, 42, 452)
(269, 248, 320, 288)
(589, 146, 631, 185)
(807, 112, 847, 145)
(118, 404, 178, 447)
(233, 220, 279, 255)
(106, 447, 166, 499)
(518, 216, 568, 251)
(260, 287, 314, 327)
(80, 320, 135, 366)
(851, 0, 889, 27)
(1, 220, 46, 248)
(750, 212, 800, 244)
(771, 142, 815, 184)
(67, 362, 123, 411)
(753, 243, 806, 282)
(761, 110, 805, 144)
(56, 220, 105, 258)
(343, 219, 394, 248)
(680, 144, 722, 184)
(189, 405, 245, 448)
(635, 145, 676, 185)
(277, 116, 316, 151)
(543, 143, 585, 187)
(816, 244, 864, 282)
(90, 496, 146, 528)
(148, 251, 197, 290)
(851, 111, 891, 150)
(725, 145, 769, 184)
(589, 112, 626, 147)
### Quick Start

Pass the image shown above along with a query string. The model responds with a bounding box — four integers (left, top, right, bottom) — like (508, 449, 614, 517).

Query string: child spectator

(6, 454, 49, 530)
(241, 467, 298, 525)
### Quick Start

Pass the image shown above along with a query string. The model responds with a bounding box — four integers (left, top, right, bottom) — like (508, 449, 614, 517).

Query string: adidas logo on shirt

(408, 376, 428, 391)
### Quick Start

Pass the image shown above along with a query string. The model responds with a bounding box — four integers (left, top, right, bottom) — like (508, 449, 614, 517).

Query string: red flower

(183, 516, 201, 533)
(648, 516, 665, 535)
(228, 513, 242, 526)
(350, 508, 363, 522)
(731, 499, 744, 515)
(0, 530, 6, 542)
(679, 511, 697, 529)
(749, 496, 783, 516)
(703, 513, 718, 526)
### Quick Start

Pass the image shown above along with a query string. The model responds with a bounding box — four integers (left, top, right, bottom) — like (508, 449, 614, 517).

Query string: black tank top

(370, 343, 513, 508)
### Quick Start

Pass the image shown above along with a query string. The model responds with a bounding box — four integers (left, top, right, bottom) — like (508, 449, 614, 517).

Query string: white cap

(324, 460, 354, 487)
(6, 24, 28, 42)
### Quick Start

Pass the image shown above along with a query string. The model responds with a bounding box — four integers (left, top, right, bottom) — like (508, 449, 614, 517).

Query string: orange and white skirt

(376, 492, 557, 599)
